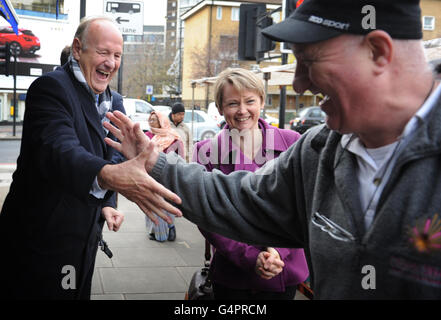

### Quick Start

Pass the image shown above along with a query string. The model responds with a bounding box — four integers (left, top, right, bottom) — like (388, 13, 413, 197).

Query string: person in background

(60, 45, 71, 66)
(145, 111, 184, 241)
(193, 68, 308, 300)
(169, 102, 192, 162)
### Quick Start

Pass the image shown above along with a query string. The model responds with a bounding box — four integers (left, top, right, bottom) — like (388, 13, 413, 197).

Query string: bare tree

(121, 40, 174, 100)
(191, 35, 239, 79)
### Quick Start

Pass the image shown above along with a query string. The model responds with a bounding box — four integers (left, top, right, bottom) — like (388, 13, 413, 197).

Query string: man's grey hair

(73, 15, 119, 49)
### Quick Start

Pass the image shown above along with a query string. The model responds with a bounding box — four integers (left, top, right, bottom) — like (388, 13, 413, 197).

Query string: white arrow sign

(104, 1, 144, 36)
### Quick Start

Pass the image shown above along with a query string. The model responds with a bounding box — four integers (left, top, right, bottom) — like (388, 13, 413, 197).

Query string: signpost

(104, 1, 144, 95)
(146, 85, 153, 101)
(103, 1, 144, 36)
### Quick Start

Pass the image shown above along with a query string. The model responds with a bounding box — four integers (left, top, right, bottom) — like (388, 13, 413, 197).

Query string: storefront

(0, 0, 82, 123)
(0, 75, 35, 123)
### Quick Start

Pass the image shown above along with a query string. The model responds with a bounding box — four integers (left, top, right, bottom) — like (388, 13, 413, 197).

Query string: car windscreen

(298, 108, 309, 117)
(21, 30, 35, 36)
(184, 112, 203, 123)
(135, 101, 153, 114)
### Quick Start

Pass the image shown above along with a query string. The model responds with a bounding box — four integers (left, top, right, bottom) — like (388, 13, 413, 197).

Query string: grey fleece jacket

(151, 103, 441, 299)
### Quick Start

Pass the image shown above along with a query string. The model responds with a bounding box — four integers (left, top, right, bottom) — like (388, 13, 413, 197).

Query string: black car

(290, 106, 326, 134)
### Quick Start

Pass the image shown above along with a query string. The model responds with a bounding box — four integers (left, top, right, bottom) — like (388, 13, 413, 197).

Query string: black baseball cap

(262, 0, 423, 44)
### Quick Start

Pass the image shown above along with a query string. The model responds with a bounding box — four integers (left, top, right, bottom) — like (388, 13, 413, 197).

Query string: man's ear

(364, 30, 394, 71)
(71, 38, 82, 60)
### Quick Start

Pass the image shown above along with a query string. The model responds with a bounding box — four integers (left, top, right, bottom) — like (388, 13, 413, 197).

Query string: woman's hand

(255, 247, 285, 280)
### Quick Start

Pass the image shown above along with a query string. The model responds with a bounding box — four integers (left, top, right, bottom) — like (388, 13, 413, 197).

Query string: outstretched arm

(103, 110, 307, 248)
(101, 111, 182, 224)
(97, 147, 182, 225)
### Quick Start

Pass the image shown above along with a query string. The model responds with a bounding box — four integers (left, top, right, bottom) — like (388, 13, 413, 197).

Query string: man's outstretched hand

(104, 110, 156, 165)
(99, 111, 182, 224)
(98, 148, 182, 225)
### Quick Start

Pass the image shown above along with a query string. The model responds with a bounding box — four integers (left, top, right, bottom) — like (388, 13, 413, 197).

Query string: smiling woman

(192, 68, 308, 300)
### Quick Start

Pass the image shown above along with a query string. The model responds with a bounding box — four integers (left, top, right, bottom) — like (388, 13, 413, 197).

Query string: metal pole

(278, 53, 288, 128)
(117, 36, 125, 95)
(12, 53, 17, 137)
(191, 82, 195, 139)
(206, 0, 213, 108)
(80, 0, 86, 20)
(178, 19, 183, 95)
(263, 72, 270, 118)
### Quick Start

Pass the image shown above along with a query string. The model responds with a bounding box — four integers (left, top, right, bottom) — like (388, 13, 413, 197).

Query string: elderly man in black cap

(105, 0, 441, 299)
(169, 102, 192, 162)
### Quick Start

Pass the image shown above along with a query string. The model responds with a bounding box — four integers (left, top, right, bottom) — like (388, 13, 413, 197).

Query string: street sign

(146, 85, 153, 95)
(103, 1, 144, 36)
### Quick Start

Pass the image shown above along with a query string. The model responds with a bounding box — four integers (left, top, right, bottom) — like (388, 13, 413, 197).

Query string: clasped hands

(97, 110, 182, 225)
(255, 247, 285, 280)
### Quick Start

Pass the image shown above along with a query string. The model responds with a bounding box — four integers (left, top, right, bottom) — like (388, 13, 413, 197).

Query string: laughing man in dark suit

(0, 16, 180, 300)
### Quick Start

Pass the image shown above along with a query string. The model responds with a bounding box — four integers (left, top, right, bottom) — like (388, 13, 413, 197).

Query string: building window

(172, 22, 175, 27)
(231, 7, 239, 21)
(216, 6, 222, 20)
(12, 0, 66, 18)
(423, 16, 435, 30)
(171, 31, 175, 37)
(172, 2, 176, 7)
(126, 35, 142, 42)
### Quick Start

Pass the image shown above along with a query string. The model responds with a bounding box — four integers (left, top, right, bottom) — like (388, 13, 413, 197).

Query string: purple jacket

(193, 118, 309, 292)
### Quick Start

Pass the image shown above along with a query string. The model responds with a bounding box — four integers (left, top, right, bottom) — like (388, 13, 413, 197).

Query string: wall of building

(182, 6, 211, 107)
(166, 0, 178, 62)
(182, 4, 244, 108)
(422, 0, 441, 40)
(0, 1, 82, 123)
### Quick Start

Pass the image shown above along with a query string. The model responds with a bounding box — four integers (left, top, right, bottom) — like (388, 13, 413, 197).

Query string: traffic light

(238, 3, 273, 61)
(0, 43, 11, 76)
(238, 3, 263, 60)
(281, 0, 302, 53)
(284, 0, 298, 17)
(256, 14, 275, 54)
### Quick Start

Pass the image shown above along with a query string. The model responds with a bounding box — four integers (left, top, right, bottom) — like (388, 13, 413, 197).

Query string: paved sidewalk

(0, 125, 22, 140)
(92, 195, 308, 300)
(91, 195, 206, 300)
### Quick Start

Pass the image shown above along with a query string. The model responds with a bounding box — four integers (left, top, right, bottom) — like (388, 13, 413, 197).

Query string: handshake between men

(97, 110, 182, 225)
(100, 111, 287, 282)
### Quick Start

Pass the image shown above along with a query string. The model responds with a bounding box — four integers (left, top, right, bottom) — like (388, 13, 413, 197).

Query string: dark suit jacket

(0, 64, 125, 299)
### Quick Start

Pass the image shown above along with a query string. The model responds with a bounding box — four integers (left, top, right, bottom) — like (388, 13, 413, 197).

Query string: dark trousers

(213, 282, 297, 300)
